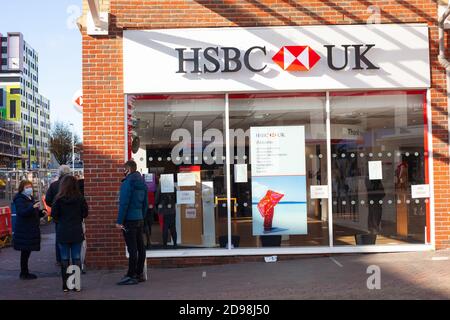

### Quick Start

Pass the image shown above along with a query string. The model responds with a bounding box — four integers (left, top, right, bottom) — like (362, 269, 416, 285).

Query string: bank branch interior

(128, 90, 430, 252)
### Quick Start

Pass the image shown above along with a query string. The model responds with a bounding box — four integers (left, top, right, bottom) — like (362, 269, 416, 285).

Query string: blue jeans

(58, 242, 82, 262)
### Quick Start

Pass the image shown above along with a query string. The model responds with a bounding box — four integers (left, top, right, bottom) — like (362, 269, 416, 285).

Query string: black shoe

(20, 273, 37, 280)
(116, 276, 138, 285)
(61, 260, 71, 292)
(135, 274, 146, 283)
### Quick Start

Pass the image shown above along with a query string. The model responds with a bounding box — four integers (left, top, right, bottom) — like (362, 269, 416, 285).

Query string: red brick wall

(82, 0, 449, 268)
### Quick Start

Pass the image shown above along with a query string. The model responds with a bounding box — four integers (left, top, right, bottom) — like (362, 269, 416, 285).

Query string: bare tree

(49, 121, 80, 165)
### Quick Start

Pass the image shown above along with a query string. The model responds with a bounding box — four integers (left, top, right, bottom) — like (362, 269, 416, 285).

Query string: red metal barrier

(0, 206, 12, 236)
(0, 206, 12, 247)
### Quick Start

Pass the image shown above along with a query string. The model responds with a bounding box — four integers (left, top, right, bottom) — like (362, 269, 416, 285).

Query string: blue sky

(252, 175, 307, 203)
(0, 0, 83, 137)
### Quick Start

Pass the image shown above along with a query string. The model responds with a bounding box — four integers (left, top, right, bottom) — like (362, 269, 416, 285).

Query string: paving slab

(0, 224, 449, 300)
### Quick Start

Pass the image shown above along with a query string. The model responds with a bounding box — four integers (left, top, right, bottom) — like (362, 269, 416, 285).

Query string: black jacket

(78, 179, 85, 196)
(365, 179, 386, 202)
(154, 183, 176, 216)
(45, 179, 61, 208)
(52, 196, 89, 244)
(13, 193, 44, 252)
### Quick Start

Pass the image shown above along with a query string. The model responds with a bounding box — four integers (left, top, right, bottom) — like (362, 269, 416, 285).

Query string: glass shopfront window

(128, 90, 430, 252)
(228, 93, 328, 247)
(131, 95, 228, 249)
(330, 91, 429, 245)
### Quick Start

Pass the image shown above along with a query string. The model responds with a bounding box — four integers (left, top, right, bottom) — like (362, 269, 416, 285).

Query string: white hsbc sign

(123, 24, 430, 94)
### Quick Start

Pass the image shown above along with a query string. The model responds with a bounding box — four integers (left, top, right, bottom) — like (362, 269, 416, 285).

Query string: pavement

(0, 224, 449, 300)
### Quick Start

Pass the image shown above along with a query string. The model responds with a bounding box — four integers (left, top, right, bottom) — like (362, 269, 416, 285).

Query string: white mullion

(225, 93, 232, 250)
(326, 91, 334, 247)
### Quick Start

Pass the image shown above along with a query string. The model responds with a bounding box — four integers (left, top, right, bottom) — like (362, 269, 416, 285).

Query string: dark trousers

(20, 250, 31, 275)
(162, 214, 177, 246)
(143, 209, 153, 248)
(368, 203, 383, 233)
(123, 220, 145, 278)
(55, 224, 61, 263)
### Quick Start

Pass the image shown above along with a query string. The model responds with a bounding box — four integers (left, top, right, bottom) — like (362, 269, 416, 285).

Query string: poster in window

(250, 126, 307, 236)
(143, 173, 156, 192)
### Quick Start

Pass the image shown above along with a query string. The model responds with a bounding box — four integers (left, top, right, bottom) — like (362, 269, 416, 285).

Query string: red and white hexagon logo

(272, 46, 321, 71)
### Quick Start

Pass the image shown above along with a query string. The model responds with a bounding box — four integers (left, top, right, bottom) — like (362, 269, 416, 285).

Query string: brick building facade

(80, 0, 450, 268)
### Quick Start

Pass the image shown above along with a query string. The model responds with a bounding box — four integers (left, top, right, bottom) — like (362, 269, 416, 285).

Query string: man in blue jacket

(115, 160, 148, 285)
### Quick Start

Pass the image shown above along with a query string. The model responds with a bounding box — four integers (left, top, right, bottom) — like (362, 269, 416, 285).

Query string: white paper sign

(250, 126, 306, 177)
(177, 173, 196, 187)
(177, 191, 196, 204)
(411, 184, 430, 199)
(185, 207, 197, 219)
(368, 161, 383, 180)
(160, 174, 174, 193)
(310, 185, 329, 199)
(234, 164, 248, 183)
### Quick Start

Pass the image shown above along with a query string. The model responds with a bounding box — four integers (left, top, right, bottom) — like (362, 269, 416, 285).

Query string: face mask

(124, 169, 129, 177)
(23, 187, 33, 197)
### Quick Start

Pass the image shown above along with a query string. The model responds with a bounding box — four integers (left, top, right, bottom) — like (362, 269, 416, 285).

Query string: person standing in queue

(45, 165, 71, 266)
(13, 180, 47, 280)
(51, 175, 88, 292)
(74, 173, 87, 274)
(154, 179, 177, 248)
(115, 160, 148, 285)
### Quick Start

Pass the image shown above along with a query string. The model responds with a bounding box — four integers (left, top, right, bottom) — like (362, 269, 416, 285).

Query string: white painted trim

(87, 0, 101, 25)
(427, 89, 436, 248)
(143, 244, 434, 258)
(225, 93, 232, 250)
(326, 91, 333, 247)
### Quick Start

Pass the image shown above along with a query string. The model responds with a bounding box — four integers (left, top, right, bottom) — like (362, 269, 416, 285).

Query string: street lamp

(70, 123, 74, 173)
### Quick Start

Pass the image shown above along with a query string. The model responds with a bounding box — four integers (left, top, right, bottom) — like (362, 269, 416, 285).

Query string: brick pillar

(82, 22, 127, 267)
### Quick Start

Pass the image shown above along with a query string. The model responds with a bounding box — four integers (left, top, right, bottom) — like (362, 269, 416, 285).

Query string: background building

(0, 119, 21, 169)
(0, 32, 51, 169)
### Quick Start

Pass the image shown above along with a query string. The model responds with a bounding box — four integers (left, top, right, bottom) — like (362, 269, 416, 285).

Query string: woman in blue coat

(13, 180, 47, 280)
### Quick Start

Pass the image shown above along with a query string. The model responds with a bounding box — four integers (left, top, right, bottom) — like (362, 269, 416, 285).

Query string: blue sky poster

(252, 175, 307, 235)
